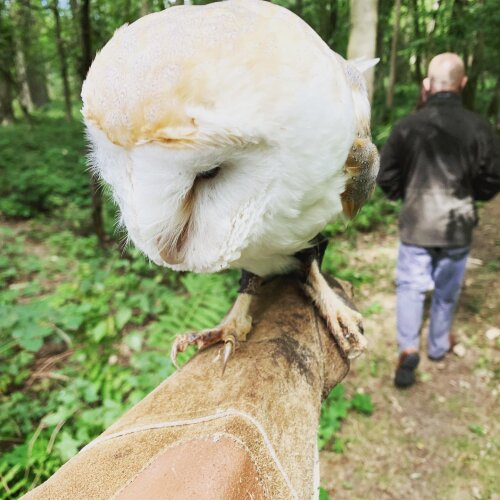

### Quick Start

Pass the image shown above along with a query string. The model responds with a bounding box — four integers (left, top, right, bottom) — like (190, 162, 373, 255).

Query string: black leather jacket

(377, 92, 500, 247)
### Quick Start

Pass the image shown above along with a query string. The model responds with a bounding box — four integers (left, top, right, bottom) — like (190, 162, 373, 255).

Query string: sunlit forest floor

(320, 198, 500, 499)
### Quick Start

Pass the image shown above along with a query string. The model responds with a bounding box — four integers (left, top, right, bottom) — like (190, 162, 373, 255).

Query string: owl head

(82, 1, 375, 274)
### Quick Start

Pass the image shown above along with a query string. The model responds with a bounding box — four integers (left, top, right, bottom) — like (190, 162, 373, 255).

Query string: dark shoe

(428, 334, 456, 361)
(394, 350, 420, 388)
(428, 353, 446, 362)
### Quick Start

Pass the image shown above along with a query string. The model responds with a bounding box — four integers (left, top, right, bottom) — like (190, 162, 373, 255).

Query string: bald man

(377, 53, 500, 388)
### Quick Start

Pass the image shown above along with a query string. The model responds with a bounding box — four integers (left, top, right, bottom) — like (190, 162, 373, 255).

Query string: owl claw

(303, 260, 368, 360)
(170, 328, 225, 369)
(221, 335, 236, 376)
(169, 293, 253, 371)
(170, 343, 181, 370)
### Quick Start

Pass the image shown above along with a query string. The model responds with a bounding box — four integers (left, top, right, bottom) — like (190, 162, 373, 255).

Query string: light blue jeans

(396, 243, 469, 359)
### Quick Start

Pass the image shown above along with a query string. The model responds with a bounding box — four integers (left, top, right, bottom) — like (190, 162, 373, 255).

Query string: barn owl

(82, 0, 379, 371)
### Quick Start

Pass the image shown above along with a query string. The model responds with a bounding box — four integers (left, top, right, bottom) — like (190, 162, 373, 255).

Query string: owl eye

(196, 165, 221, 180)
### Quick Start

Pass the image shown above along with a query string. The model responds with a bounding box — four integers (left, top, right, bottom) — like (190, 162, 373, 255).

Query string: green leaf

(115, 308, 132, 330)
(332, 438, 345, 454)
(468, 424, 486, 436)
(55, 432, 80, 462)
(125, 331, 143, 351)
(351, 393, 374, 415)
(12, 325, 52, 352)
(319, 486, 330, 500)
(91, 320, 108, 342)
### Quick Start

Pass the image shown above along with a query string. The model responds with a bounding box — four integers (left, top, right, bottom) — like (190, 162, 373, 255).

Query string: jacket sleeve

(473, 123, 500, 201)
(376, 124, 407, 201)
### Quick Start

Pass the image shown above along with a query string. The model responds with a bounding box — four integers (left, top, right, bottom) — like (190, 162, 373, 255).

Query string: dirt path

(320, 198, 500, 499)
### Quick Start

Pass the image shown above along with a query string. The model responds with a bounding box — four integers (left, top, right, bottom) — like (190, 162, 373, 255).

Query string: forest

(0, 0, 499, 498)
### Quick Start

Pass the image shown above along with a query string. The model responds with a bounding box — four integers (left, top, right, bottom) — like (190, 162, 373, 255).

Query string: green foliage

(468, 424, 486, 437)
(0, 118, 89, 221)
(319, 486, 330, 499)
(350, 393, 374, 415)
(318, 385, 374, 452)
(362, 302, 383, 317)
(324, 188, 401, 239)
(0, 221, 237, 495)
(322, 242, 374, 288)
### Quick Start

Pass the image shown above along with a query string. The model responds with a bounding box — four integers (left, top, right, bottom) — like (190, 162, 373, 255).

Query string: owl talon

(170, 328, 225, 369)
(304, 260, 368, 360)
(170, 344, 180, 370)
(221, 337, 236, 376)
(169, 293, 253, 371)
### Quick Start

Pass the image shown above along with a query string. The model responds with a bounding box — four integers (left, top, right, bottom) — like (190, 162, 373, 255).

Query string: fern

(142, 271, 239, 368)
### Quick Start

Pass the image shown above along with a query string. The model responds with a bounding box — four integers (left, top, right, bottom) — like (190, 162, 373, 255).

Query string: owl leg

(170, 271, 261, 373)
(302, 259, 367, 359)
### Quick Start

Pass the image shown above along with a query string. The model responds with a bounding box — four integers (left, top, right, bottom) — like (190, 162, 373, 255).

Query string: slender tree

(0, 0, 18, 123)
(50, 0, 73, 122)
(410, 0, 423, 84)
(16, 0, 49, 109)
(69, 0, 82, 76)
(347, 0, 379, 102)
(80, 0, 105, 246)
(80, 0, 92, 85)
(462, 31, 484, 111)
(293, 0, 303, 18)
(426, 0, 442, 54)
(140, 0, 151, 17)
(385, 0, 401, 111)
(487, 78, 499, 131)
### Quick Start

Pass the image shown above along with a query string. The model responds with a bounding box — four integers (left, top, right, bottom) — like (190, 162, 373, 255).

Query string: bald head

(423, 53, 467, 95)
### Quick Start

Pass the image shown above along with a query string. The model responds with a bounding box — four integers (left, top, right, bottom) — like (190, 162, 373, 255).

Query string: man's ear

(423, 77, 431, 92)
(460, 75, 468, 90)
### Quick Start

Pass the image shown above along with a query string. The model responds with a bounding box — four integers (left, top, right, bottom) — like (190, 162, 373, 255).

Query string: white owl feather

(82, 0, 376, 277)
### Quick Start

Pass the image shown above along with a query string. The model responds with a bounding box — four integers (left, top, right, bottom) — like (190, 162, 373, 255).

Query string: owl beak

(159, 245, 183, 265)
(157, 185, 195, 265)
(157, 222, 190, 265)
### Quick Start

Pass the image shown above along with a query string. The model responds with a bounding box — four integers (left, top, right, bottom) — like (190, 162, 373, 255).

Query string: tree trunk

(385, 0, 401, 111)
(462, 31, 484, 111)
(0, 0, 17, 123)
(79, 0, 92, 85)
(461, 0, 484, 112)
(316, 0, 329, 45)
(487, 78, 499, 133)
(25, 60, 50, 108)
(293, 0, 303, 18)
(69, 0, 82, 78)
(426, 0, 442, 54)
(51, 0, 73, 122)
(329, 0, 338, 45)
(15, 48, 33, 112)
(140, 0, 151, 17)
(154, 0, 165, 11)
(410, 0, 423, 84)
(373, 0, 392, 112)
(17, 0, 49, 108)
(80, 0, 106, 246)
(347, 0, 379, 102)
(0, 75, 15, 125)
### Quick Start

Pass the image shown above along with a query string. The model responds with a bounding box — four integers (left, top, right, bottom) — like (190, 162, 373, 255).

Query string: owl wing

(341, 137, 380, 218)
